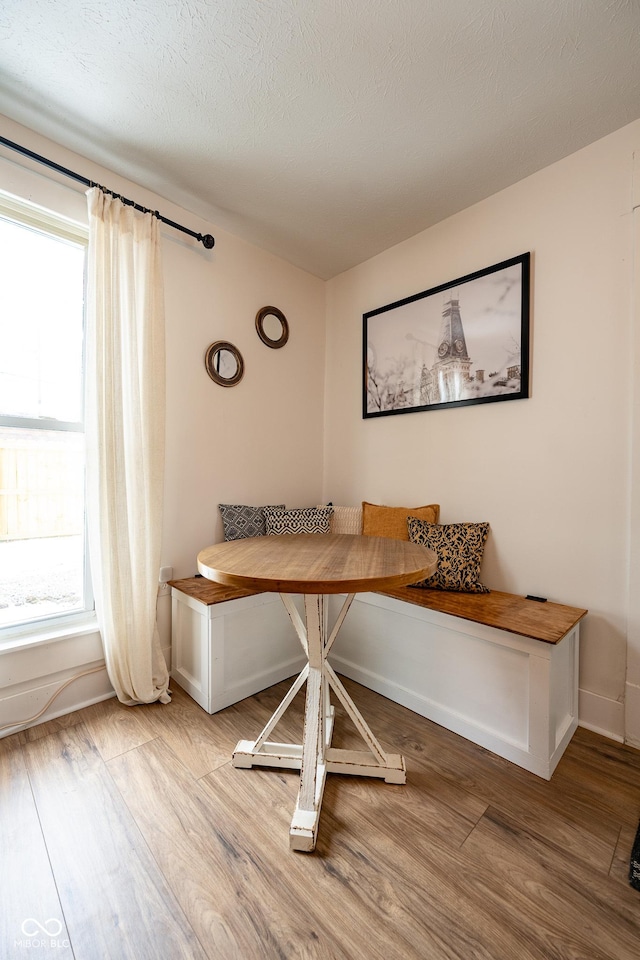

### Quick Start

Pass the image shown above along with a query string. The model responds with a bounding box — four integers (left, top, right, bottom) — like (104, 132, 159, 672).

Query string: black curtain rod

(0, 134, 215, 249)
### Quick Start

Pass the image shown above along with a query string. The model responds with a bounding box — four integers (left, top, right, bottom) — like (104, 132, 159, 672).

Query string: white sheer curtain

(85, 188, 170, 705)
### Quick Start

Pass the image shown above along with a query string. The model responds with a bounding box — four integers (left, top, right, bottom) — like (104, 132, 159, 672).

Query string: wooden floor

(2, 677, 640, 960)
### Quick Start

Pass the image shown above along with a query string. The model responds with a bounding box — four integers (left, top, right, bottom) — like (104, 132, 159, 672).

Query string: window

(0, 191, 92, 637)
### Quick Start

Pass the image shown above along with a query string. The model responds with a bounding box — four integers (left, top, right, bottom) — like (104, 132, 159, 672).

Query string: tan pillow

(362, 501, 440, 540)
(317, 504, 363, 535)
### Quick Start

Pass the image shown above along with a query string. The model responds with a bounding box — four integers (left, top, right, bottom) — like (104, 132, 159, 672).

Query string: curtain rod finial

(201, 234, 215, 249)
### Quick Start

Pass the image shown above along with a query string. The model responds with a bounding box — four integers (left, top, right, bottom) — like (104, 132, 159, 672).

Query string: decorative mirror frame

(204, 340, 245, 387)
(255, 305, 289, 349)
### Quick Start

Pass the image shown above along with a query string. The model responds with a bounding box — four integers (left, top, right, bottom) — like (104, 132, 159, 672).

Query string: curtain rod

(0, 134, 215, 249)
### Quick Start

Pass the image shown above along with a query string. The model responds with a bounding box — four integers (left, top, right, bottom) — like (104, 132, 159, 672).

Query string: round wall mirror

(204, 341, 245, 387)
(255, 306, 289, 349)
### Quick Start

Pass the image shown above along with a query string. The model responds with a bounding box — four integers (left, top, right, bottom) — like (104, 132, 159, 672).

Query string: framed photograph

(363, 252, 530, 418)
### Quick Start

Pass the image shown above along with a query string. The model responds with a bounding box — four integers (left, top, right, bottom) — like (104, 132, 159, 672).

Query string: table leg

(290, 595, 328, 851)
(232, 592, 405, 853)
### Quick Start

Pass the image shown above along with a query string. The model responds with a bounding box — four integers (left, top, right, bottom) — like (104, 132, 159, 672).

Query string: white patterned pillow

(219, 503, 285, 541)
(265, 506, 333, 536)
(317, 504, 363, 535)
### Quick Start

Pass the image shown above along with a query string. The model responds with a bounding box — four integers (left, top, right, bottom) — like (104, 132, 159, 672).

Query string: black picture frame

(363, 252, 530, 418)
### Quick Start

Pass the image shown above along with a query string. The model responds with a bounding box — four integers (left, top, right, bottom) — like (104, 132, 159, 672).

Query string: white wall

(0, 115, 326, 734)
(162, 216, 326, 578)
(323, 119, 640, 743)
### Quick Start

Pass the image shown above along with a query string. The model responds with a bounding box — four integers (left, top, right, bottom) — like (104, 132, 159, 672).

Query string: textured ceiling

(1, 0, 640, 278)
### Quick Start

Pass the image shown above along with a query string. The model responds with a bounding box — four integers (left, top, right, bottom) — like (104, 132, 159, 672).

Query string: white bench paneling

(170, 583, 580, 779)
(170, 588, 305, 714)
(328, 592, 580, 780)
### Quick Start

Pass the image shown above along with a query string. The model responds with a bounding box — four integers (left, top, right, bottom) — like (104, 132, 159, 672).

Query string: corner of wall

(578, 687, 625, 743)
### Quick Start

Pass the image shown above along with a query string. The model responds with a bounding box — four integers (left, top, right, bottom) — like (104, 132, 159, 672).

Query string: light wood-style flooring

(2, 676, 640, 959)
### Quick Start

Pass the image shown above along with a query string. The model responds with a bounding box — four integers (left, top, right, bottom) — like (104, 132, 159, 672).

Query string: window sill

(0, 613, 100, 654)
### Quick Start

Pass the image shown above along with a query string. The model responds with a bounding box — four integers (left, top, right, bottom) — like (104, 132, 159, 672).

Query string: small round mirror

(255, 306, 289, 349)
(204, 341, 244, 387)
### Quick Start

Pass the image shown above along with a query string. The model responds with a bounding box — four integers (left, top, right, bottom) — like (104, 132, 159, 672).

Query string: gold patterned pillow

(407, 518, 490, 593)
(362, 501, 440, 540)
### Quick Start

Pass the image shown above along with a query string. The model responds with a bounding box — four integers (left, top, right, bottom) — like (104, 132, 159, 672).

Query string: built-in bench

(168, 578, 306, 714)
(169, 577, 586, 779)
(377, 584, 586, 644)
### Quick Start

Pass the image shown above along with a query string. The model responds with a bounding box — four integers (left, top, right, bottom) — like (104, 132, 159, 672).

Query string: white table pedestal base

(232, 593, 406, 852)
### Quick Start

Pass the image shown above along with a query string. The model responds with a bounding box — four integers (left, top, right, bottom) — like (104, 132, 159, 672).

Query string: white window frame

(0, 190, 96, 647)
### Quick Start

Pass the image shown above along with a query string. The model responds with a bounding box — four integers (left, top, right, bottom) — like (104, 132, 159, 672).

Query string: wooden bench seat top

(169, 577, 587, 646)
(168, 577, 261, 605)
(378, 585, 587, 644)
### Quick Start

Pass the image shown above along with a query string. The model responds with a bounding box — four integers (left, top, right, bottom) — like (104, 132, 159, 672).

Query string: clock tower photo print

(363, 253, 530, 418)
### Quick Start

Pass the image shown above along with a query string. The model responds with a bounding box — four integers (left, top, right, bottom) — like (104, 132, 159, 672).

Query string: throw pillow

(317, 504, 363, 535)
(264, 506, 334, 536)
(407, 518, 490, 593)
(218, 503, 285, 541)
(362, 501, 440, 541)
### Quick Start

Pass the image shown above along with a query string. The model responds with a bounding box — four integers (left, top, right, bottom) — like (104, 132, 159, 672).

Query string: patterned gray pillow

(218, 503, 285, 541)
(264, 506, 333, 536)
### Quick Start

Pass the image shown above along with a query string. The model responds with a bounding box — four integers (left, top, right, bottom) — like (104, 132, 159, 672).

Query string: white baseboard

(578, 687, 625, 743)
(624, 681, 640, 748)
(0, 665, 114, 738)
(0, 590, 171, 740)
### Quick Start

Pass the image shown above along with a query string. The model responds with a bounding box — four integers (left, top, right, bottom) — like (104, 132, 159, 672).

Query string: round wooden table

(198, 533, 437, 852)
